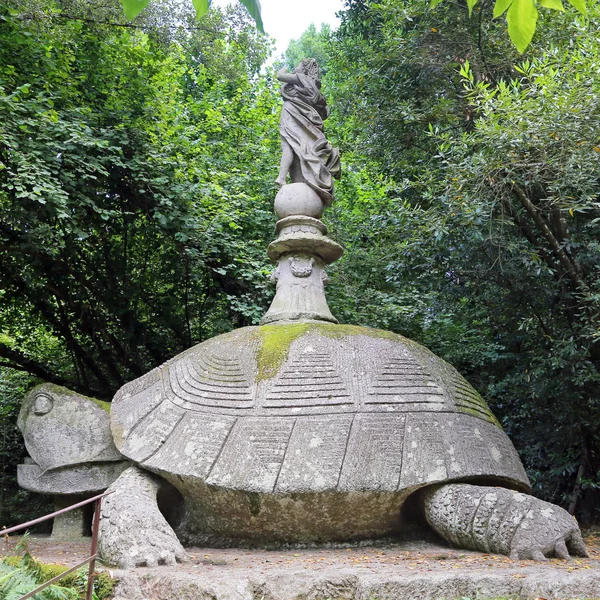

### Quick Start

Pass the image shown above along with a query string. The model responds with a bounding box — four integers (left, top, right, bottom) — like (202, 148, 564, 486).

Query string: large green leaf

(566, 0, 587, 14)
(466, 0, 479, 16)
(429, 0, 446, 6)
(506, 0, 538, 52)
(538, 0, 564, 10)
(493, 0, 514, 17)
(239, 0, 264, 32)
(119, 0, 151, 20)
(192, 0, 210, 19)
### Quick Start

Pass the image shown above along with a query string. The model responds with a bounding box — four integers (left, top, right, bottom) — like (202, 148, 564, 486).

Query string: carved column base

(261, 253, 337, 324)
(261, 185, 343, 325)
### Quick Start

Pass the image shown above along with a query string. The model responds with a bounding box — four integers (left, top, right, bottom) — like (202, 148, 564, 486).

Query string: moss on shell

(254, 323, 314, 381)
(90, 398, 111, 413)
(254, 322, 407, 382)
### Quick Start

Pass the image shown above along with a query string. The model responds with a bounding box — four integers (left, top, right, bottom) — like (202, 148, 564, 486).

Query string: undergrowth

(0, 534, 115, 599)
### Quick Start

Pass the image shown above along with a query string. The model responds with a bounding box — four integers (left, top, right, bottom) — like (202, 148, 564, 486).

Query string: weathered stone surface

(424, 483, 589, 560)
(108, 542, 600, 600)
(17, 383, 127, 496)
(274, 182, 324, 219)
(50, 495, 89, 539)
(269, 59, 342, 325)
(275, 60, 340, 205)
(261, 251, 339, 324)
(17, 461, 128, 495)
(98, 466, 188, 568)
(107, 322, 530, 548)
(111, 569, 600, 600)
(14, 536, 600, 600)
(18, 384, 122, 471)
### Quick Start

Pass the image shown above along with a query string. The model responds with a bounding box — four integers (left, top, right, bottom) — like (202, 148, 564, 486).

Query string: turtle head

(18, 383, 121, 472)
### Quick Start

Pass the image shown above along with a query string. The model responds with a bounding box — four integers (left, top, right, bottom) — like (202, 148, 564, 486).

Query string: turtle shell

(112, 323, 529, 492)
(111, 323, 529, 544)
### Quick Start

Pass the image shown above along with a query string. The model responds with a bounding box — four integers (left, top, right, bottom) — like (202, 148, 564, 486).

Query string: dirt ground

(2, 529, 600, 574)
(2, 529, 600, 599)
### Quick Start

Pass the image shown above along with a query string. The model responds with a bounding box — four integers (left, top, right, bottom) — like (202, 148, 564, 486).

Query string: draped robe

(279, 73, 341, 205)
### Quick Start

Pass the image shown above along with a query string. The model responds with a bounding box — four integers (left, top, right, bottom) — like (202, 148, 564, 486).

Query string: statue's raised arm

(275, 59, 340, 205)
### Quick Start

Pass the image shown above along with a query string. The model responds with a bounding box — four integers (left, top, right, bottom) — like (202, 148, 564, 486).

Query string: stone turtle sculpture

(17, 386, 128, 537)
(19, 323, 587, 567)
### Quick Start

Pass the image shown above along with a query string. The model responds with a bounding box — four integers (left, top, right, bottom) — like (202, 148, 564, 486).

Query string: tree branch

(0, 343, 70, 388)
(500, 196, 557, 273)
(510, 183, 587, 292)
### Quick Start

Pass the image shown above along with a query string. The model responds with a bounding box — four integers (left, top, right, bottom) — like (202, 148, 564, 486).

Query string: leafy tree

(0, 0, 278, 399)
(429, 37, 600, 515)
(432, 0, 588, 53)
(282, 23, 333, 72)
(321, 0, 600, 520)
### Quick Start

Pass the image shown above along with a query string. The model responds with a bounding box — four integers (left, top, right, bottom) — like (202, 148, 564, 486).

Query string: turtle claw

(554, 539, 570, 560)
(511, 530, 588, 562)
(509, 548, 548, 561)
(175, 549, 189, 564)
(567, 529, 589, 558)
(132, 546, 187, 568)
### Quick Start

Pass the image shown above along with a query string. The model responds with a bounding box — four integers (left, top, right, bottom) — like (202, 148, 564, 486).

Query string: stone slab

(111, 541, 600, 600)
(113, 569, 600, 600)
(6, 536, 599, 600)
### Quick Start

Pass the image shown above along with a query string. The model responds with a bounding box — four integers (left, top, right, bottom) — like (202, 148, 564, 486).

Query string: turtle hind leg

(423, 483, 589, 561)
(98, 466, 188, 568)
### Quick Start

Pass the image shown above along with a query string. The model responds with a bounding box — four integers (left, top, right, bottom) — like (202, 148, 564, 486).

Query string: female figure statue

(275, 59, 341, 206)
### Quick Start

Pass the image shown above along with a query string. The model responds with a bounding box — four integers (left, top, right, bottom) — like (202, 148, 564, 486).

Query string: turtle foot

(98, 466, 188, 568)
(423, 483, 588, 561)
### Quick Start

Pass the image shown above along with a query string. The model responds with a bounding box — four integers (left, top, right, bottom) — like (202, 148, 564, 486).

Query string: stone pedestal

(51, 494, 91, 538)
(261, 184, 342, 325)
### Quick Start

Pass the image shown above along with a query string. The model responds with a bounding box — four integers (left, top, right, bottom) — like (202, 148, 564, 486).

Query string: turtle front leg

(423, 483, 588, 561)
(98, 466, 188, 568)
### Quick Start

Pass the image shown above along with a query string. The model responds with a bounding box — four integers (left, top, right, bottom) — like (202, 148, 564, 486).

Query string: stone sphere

(274, 183, 324, 219)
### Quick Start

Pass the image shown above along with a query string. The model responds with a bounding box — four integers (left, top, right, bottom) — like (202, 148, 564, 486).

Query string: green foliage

(282, 23, 333, 73)
(119, 0, 264, 31)
(427, 28, 600, 506)
(0, 538, 115, 599)
(320, 0, 600, 520)
(120, 0, 152, 20)
(0, 0, 277, 399)
(432, 0, 587, 52)
(237, 0, 264, 33)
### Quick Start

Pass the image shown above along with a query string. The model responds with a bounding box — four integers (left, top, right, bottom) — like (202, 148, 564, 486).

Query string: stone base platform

(4, 535, 600, 600)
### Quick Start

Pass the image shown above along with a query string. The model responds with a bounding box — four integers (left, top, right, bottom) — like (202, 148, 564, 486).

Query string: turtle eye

(33, 394, 53, 416)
